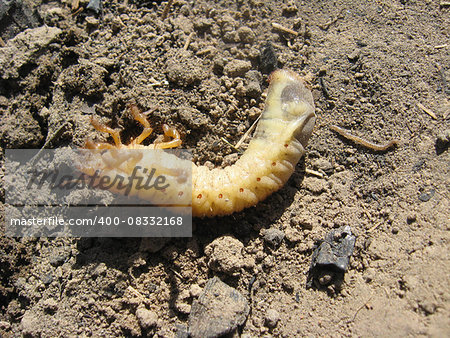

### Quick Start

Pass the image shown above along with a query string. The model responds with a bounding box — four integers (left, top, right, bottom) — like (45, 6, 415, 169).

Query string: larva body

(81, 69, 316, 217)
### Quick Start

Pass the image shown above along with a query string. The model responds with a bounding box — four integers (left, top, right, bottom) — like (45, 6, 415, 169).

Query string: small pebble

(86, 0, 101, 13)
(224, 59, 252, 78)
(318, 271, 334, 285)
(285, 227, 302, 243)
(204, 235, 245, 275)
(265, 309, 280, 328)
(263, 228, 285, 248)
(290, 215, 313, 230)
(262, 255, 275, 269)
(92, 262, 107, 277)
(189, 277, 249, 338)
(40, 273, 53, 285)
(49, 253, 67, 267)
(312, 158, 334, 174)
(189, 284, 202, 298)
(85, 16, 99, 27)
(245, 81, 261, 98)
(236, 26, 255, 43)
(259, 42, 278, 74)
(42, 298, 58, 314)
(406, 214, 416, 224)
(419, 300, 437, 315)
(193, 18, 213, 32)
(166, 55, 205, 87)
(135, 307, 158, 329)
(0, 320, 11, 330)
(347, 50, 360, 62)
(245, 70, 262, 83)
(418, 189, 435, 202)
(282, 3, 298, 16)
(435, 130, 450, 154)
(391, 227, 399, 234)
(21, 311, 41, 337)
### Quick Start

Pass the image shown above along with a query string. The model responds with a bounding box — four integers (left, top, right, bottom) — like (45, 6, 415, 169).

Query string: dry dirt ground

(0, 0, 449, 337)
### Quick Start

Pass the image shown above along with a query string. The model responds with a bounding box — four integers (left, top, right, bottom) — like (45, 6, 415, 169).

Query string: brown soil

(0, 0, 449, 337)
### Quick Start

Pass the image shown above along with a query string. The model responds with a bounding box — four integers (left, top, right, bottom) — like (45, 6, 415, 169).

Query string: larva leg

(83, 139, 116, 150)
(154, 124, 182, 149)
(129, 104, 153, 145)
(90, 116, 122, 146)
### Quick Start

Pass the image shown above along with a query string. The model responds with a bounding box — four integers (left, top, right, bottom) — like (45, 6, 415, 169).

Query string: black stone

(259, 42, 278, 74)
(307, 226, 356, 289)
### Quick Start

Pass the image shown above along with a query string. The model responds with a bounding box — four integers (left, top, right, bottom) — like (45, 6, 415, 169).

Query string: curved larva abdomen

(191, 70, 316, 217)
(192, 136, 306, 217)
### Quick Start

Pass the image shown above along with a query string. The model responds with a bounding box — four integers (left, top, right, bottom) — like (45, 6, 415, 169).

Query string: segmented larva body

(82, 69, 316, 217)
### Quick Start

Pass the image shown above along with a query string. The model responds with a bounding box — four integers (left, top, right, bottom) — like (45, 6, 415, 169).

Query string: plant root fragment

(330, 125, 398, 152)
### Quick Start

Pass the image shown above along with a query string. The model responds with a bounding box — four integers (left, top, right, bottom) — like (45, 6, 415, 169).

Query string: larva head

(263, 69, 316, 147)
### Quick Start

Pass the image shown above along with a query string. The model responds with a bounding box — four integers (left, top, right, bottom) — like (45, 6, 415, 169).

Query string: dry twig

(417, 102, 437, 120)
(221, 137, 241, 154)
(305, 168, 324, 178)
(437, 63, 449, 94)
(318, 10, 344, 30)
(235, 114, 261, 149)
(348, 296, 373, 323)
(161, 0, 174, 20)
(271, 23, 298, 37)
(183, 32, 195, 51)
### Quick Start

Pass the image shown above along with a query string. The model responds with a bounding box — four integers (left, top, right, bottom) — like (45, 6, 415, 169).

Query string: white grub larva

(81, 69, 316, 217)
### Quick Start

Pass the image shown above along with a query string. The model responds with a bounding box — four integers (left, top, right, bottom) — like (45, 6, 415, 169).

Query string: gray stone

(189, 277, 249, 338)
(263, 228, 285, 248)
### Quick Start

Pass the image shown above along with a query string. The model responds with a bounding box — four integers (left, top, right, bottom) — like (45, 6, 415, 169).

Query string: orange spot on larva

(178, 191, 183, 197)
(272, 162, 276, 166)
(218, 194, 223, 199)
(197, 194, 202, 199)
(239, 188, 244, 192)
(257, 177, 261, 181)
(284, 144, 288, 148)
